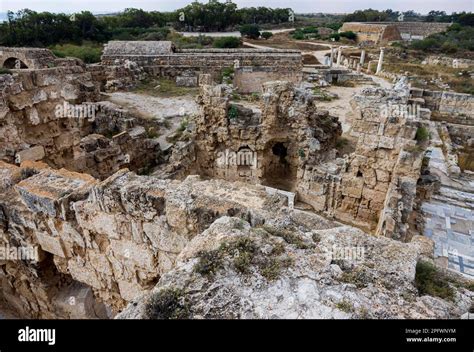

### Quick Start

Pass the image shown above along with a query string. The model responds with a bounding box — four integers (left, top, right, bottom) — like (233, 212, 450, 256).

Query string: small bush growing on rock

(336, 300, 354, 313)
(263, 225, 312, 249)
(415, 260, 455, 301)
(228, 105, 238, 119)
(20, 168, 39, 180)
(259, 258, 282, 281)
(261, 32, 273, 40)
(146, 127, 160, 139)
(336, 137, 349, 150)
(220, 66, 234, 84)
(194, 235, 292, 281)
(340, 269, 371, 288)
(145, 288, 190, 319)
(194, 249, 223, 277)
(298, 149, 306, 160)
(415, 127, 430, 143)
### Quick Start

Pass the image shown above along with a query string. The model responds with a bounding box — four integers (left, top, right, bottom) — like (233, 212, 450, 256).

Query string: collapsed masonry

(0, 44, 472, 318)
(163, 78, 427, 240)
(0, 61, 161, 179)
(1, 161, 472, 319)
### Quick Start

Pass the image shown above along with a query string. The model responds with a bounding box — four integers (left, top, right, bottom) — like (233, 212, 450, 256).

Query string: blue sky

(0, 0, 472, 14)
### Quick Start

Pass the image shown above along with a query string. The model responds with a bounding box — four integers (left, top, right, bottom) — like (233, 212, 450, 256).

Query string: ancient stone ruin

(0, 40, 472, 319)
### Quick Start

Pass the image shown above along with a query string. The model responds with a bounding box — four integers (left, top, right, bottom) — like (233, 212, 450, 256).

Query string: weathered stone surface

(117, 216, 472, 319)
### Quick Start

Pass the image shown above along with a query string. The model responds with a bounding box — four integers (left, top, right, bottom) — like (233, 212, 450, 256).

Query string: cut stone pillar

(376, 47, 385, 75)
(360, 50, 366, 65)
(336, 47, 342, 66)
(329, 46, 334, 67)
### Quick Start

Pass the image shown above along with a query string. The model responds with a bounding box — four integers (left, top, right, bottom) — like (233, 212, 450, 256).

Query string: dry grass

(132, 78, 199, 98)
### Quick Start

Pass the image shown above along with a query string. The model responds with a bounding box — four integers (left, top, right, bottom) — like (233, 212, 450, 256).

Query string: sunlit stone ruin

(0, 34, 472, 320)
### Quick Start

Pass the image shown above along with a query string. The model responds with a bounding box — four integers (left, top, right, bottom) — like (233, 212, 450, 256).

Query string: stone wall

(163, 79, 425, 238)
(391, 22, 451, 40)
(101, 42, 303, 86)
(298, 82, 426, 237)
(410, 88, 474, 123)
(0, 47, 58, 69)
(184, 81, 341, 191)
(423, 55, 474, 69)
(339, 23, 401, 44)
(0, 67, 161, 179)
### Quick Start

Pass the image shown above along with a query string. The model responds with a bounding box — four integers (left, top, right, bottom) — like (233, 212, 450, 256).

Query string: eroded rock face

(117, 216, 472, 319)
(0, 160, 301, 316)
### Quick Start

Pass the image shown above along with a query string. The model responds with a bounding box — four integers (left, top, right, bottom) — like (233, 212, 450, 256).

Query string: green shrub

(145, 288, 190, 319)
(440, 42, 458, 53)
(220, 66, 234, 83)
(336, 137, 349, 150)
(410, 38, 440, 51)
(228, 105, 238, 119)
(292, 30, 305, 40)
(336, 300, 354, 313)
(302, 26, 318, 34)
(415, 126, 430, 142)
(329, 33, 340, 41)
(240, 24, 260, 39)
(50, 43, 102, 63)
(415, 261, 455, 301)
(0, 68, 12, 75)
(339, 31, 357, 40)
(140, 28, 171, 41)
(213, 36, 241, 48)
(298, 149, 306, 159)
(261, 31, 273, 40)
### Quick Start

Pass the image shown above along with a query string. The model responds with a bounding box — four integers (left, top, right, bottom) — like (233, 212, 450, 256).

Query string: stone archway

(2, 57, 29, 69)
(261, 141, 298, 191)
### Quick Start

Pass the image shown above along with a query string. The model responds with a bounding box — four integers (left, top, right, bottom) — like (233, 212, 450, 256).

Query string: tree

(261, 31, 273, 40)
(240, 24, 260, 39)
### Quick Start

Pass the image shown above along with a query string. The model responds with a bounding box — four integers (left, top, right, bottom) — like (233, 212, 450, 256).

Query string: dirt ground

(106, 92, 199, 149)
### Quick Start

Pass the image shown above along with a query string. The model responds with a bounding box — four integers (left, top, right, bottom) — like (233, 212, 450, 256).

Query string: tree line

(344, 9, 474, 26)
(0, 4, 292, 47)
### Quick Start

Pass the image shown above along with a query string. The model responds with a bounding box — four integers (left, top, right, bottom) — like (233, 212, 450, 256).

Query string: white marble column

(336, 47, 342, 66)
(376, 47, 385, 75)
(329, 46, 334, 67)
(360, 49, 366, 65)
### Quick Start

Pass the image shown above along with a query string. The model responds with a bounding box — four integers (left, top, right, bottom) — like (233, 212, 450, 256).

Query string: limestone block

(143, 220, 188, 253)
(362, 188, 387, 204)
(67, 259, 102, 289)
(118, 280, 144, 302)
(110, 239, 156, 270)
(378, 136, 395, 149)
(36, 232, 65, 258)
(15, 146, 45, 163)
